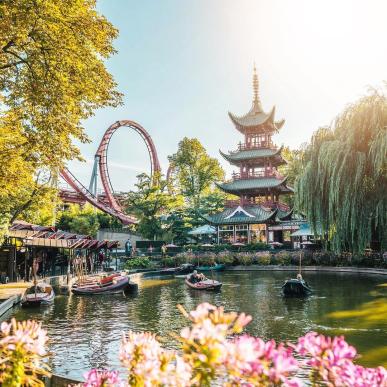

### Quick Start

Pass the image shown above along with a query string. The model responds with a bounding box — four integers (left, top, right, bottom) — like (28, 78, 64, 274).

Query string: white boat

(21, 282, 55, 306)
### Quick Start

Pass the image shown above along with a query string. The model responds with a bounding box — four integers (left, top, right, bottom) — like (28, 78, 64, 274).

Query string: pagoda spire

(252, 64, 262, 112)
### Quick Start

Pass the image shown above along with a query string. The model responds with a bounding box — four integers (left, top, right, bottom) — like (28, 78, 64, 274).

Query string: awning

(291, 223, 321, 237)
(7, 221, 119, 250)
(188, 225, 216, 235)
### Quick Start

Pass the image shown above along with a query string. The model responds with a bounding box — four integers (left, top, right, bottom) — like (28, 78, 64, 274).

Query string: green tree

(168, 138, 225, 207)
(56, 204, 101, 236)
(163, 190, 227, 244)
(0, 0, 121, 238)
(296, 88, 387, 253)
(279, 146, 305, 207)
(125, 173, 183, 240)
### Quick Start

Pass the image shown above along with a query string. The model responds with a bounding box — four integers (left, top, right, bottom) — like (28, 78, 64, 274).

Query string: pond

(2, 271, 387, 381)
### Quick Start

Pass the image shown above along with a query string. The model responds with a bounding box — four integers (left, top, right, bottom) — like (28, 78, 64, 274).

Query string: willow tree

(0, 0, 121, 236)
(296, 88, 387, 253)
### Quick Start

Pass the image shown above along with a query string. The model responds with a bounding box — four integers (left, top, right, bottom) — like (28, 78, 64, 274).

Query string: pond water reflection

(2, 271, 386, 381)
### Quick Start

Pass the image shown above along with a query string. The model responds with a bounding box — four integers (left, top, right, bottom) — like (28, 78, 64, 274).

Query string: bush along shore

(124, 250, 387, 271)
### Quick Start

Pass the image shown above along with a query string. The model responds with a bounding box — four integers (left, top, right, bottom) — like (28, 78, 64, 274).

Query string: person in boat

(189, 270, 205, 283)
(296, 273, 311, 289)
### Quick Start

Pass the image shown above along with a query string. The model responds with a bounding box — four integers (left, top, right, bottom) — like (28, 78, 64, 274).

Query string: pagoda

(205, 67, 294, 244)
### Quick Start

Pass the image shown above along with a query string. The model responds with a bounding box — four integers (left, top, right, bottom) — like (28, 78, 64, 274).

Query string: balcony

(228, 141, 276, 154)
(231, 170, 283, 181)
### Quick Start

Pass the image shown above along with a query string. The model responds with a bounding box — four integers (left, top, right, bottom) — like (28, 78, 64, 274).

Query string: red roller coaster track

(60, 120, 161, 224)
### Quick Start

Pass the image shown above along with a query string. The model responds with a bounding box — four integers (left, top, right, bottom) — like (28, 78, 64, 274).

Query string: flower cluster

(120, 331, 191, 386)
(2, 305, 386, 387)
(225, 335, 301, 386)
(0, 318, 50, 386)
(296, 331, 387, 386)
(179, 303, 252, 385)
(82, 369, 121, 387)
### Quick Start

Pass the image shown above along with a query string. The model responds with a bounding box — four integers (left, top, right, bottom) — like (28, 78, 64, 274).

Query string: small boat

(72, 274, 137, 295)
(196, 263, 225, 272)
(160, 264, 195, 276)
(185, 274, 222, 291)
(282, 252, 312, 297)
(21, 282, 55, 307)
(282, 279, 312, 296)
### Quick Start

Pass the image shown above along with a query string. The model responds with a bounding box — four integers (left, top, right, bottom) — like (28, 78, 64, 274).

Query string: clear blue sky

(67, 0, 387, 192)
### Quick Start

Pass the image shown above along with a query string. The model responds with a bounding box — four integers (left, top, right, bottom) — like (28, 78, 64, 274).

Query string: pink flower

(296, 332, 363, 385)
(120, 331, 191, 386)
(181, 319, 229, 345)
(189, 303, 217, 322)
(339, 363, 387, 387)
(225, 335, 301, 386)
(234, 312, 253, 331)
(0, 318, 48, 356)
(82, 369, 122, 387)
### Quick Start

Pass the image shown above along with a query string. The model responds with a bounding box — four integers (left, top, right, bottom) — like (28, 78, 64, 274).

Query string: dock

(0, 282, 31, 318)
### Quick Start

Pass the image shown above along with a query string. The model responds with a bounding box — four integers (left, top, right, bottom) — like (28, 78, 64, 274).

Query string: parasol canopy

(201, 243, 214, 247)
(188, 225, 216, 235)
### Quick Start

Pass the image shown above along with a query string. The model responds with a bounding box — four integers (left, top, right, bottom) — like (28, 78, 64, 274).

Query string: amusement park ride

(59, 120, 161, 225)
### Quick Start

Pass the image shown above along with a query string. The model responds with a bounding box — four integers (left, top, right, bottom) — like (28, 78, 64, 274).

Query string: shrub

(235, 252, 253, 265)
(255, 252, 271, 265)
(124, 257, 152, 270)
(162, 256, 176, 267)
(216, 252, 234, 265)
(274, 251, 292, 266)
(196, 253, 217, 266)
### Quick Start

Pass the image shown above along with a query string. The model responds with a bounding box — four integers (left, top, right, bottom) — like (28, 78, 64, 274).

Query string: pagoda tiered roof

(219, 146, 286, 167)
(218, 177, 292, 194)
(204, 202, 294, 225)
(228, 103, 285, 134)
(204, 205, 276, 225)
(217, 176, 293, 196)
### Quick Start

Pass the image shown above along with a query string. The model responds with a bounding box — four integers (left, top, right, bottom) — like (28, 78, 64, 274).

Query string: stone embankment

(225, 265, 387, 275)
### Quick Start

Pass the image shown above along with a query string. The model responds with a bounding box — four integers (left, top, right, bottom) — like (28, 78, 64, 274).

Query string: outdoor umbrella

(165, 243, 177, 248)
(188, 225, 216, 235)
(269, 241, 283, 246)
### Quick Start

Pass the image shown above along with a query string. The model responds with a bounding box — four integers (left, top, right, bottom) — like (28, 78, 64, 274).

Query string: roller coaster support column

(88, 155, 100, 197)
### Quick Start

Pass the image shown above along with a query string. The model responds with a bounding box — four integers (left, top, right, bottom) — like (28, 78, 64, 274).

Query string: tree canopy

(56, 204, 122, 237)
(124, 173, 183, 241)
(168, 138, 225, 207)
(0, 0, 121, 237)
(296, 88, 387, 253)
(278, 146, 305, 207)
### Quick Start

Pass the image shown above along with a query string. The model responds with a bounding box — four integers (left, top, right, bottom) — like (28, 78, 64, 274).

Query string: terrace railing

(231, 170, 283, 181)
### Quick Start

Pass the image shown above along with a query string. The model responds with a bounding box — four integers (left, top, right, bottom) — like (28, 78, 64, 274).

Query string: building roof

(276, 208, 294, 221)
(204, 204, 276, 225)
(229, 104, 285, 130)
(219, 147, 286, 166)
(217, 177, 293, 195)
(8, 221, 119, 249)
